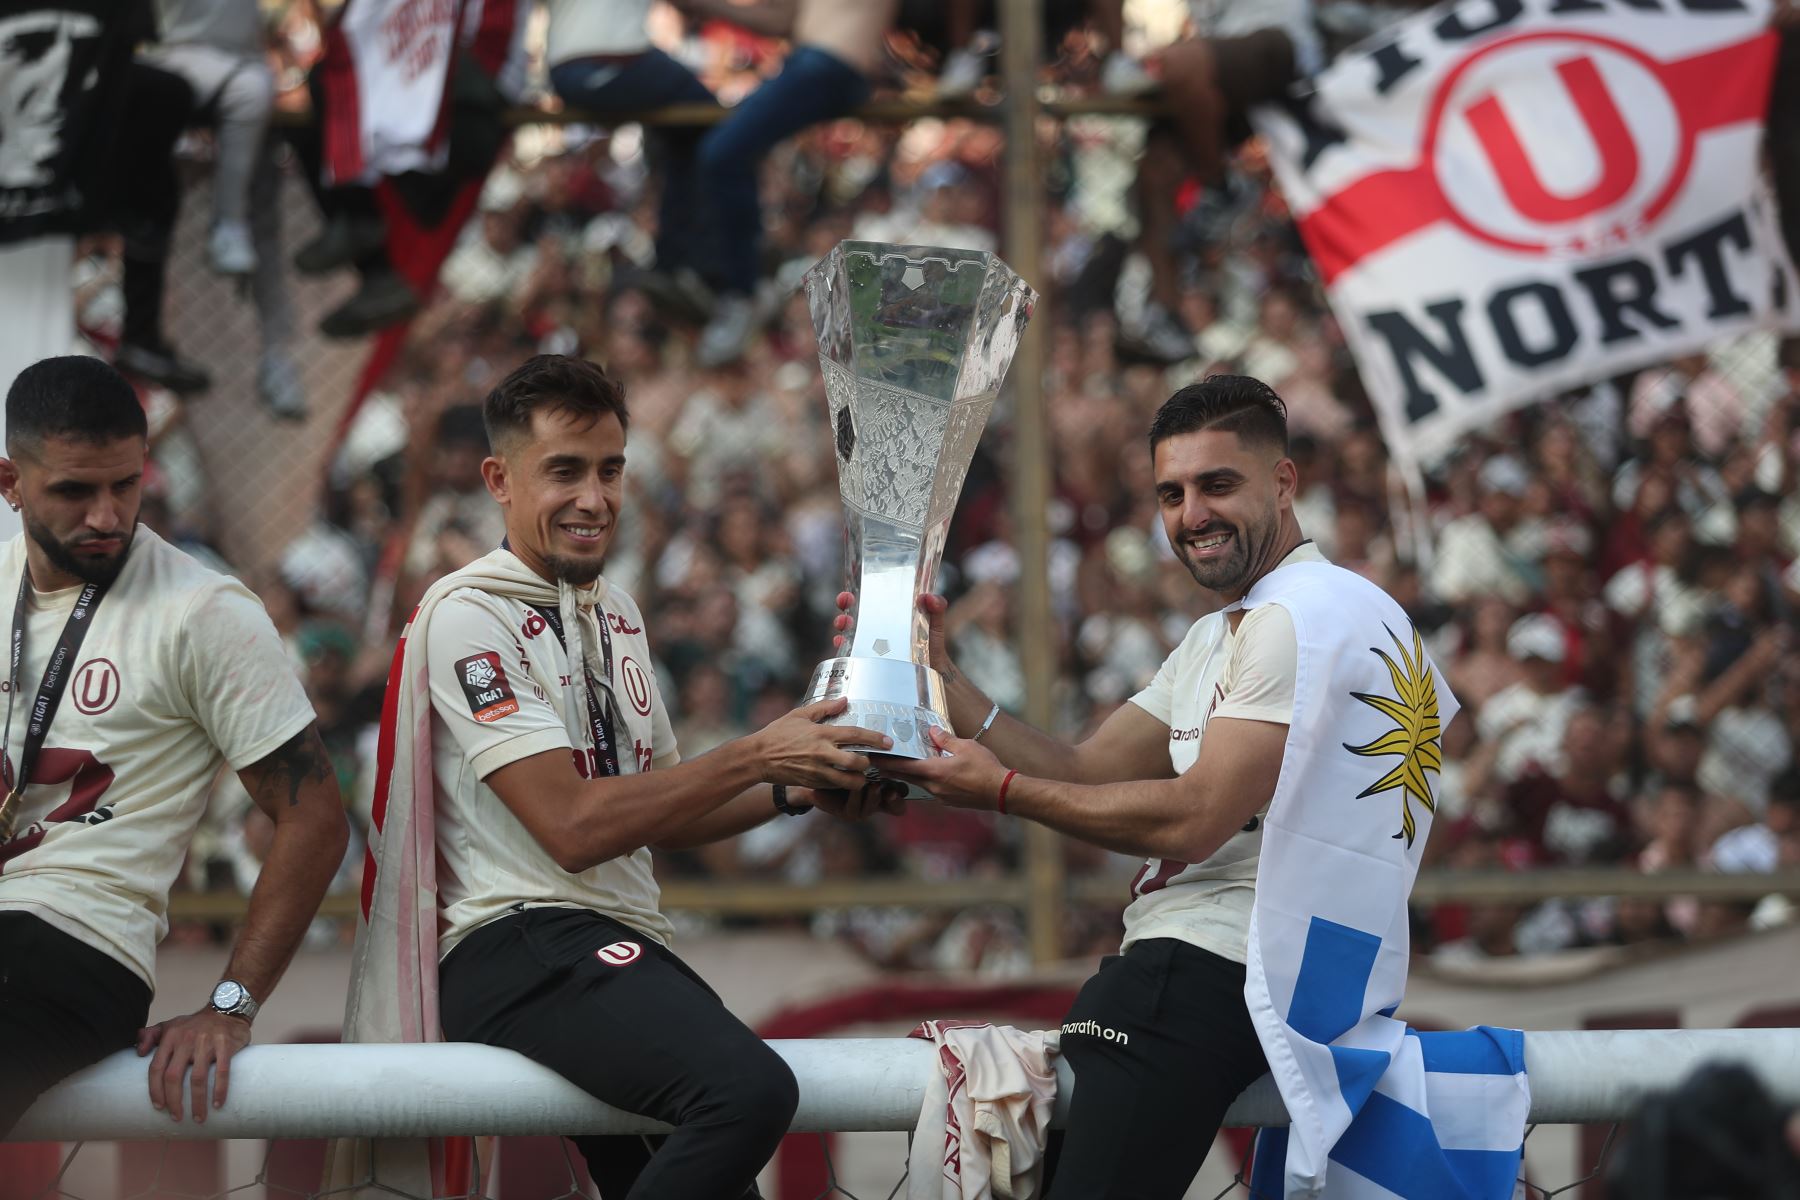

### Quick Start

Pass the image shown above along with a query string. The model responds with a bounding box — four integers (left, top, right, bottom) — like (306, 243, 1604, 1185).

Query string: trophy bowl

(798, 241, 1036, 759)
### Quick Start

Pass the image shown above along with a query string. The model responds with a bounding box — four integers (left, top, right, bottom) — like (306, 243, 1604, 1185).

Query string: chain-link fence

(12, 6, 1798, 1200)
(118, 82, 1800, 971)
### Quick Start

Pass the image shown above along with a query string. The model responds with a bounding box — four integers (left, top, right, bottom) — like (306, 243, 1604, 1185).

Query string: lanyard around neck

(0, 569, 108, 838)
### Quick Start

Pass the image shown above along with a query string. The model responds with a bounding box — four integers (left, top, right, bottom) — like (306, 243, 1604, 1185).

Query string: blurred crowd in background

(52, 0, 1800, 972)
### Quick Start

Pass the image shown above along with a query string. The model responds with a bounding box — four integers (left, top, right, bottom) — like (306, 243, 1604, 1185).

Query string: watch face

(212, 981, 244, 1010)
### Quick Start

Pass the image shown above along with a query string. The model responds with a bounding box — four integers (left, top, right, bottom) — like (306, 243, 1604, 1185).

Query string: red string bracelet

(996, 769, 1019, 815)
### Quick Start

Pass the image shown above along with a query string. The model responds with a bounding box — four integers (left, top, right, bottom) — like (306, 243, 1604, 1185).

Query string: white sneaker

(258, 349, 308, 420)
(1100, 51, 1157, 97)
(937, 46, 989, 98)
(209, 221, 257, 275)
(697, 295, 757, 367)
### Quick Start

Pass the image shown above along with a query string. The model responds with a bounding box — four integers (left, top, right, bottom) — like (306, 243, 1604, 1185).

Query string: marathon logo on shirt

(456, 652, 519, 723)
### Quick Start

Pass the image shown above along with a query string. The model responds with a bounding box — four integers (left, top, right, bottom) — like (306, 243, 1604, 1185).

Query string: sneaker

(1121, 302, 1197, 366)
(1100, 51, 1158, 97)
(258, 349, 308, 420)
(208, 221, 257, 275)
(116, 339, 213, 394)
(937, 47, 989, 98)
(294, 214, 387, 276)
(696, 294, 757, 367)
(318, 270, 421, 339)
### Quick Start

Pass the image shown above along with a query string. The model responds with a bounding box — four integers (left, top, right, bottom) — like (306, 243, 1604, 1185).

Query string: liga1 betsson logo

(464, 657, 497, 690)
(454, 651, 518, 724)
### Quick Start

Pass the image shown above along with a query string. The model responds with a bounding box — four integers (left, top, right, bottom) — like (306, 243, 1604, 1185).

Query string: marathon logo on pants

(596, 940, 642, 966)
(455, 651, 519, 723)
(1062, 1019, 1130, 1046)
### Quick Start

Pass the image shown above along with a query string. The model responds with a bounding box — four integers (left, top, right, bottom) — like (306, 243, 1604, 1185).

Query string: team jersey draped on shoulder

(1120, 541, 1324, 963)
(425, 567, 679, 958)
(0, 529, 316, 986)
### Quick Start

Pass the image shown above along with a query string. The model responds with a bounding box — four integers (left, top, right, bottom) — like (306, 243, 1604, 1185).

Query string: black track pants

(1045, 938, 1271, 1200)
(439, 907, 797, 1200)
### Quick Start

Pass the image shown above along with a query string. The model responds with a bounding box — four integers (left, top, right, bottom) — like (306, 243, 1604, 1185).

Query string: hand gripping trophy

(798, 241, 1036, 760)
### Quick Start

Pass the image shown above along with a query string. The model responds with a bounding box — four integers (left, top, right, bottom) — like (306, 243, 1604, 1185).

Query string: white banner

(1252, 0, 1800, 468)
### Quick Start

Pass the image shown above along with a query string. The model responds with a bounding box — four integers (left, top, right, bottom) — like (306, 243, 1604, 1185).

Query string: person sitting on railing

(670, 0, 902, 366)
(0, 356, 350, 1138)
(886, 375, 1521, 1200)
(544, 0, 723, 321)
(334, 353, 905, 1199)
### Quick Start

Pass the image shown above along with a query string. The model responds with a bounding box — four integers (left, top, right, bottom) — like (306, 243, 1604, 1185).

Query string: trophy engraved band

(799, 241, 1037, 759)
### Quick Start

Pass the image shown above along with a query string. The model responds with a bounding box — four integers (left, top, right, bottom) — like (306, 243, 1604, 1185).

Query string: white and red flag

(1252, 0, 1798, 468)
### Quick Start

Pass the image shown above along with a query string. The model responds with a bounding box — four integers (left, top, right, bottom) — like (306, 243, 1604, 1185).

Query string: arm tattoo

(247, 725, 335, 808)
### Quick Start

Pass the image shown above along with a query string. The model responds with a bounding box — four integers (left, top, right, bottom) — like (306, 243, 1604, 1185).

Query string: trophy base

(803, 656, 951, 761)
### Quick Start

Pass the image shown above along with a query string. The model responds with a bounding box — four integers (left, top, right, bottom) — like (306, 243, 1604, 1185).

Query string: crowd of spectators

(135, 3, 1800, 973)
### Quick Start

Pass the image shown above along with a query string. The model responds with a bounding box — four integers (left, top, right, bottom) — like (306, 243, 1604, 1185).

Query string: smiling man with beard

(345, 354, 897, 1200)
(887, 375, 1341, 1198)
(0, 355, 348, 1138)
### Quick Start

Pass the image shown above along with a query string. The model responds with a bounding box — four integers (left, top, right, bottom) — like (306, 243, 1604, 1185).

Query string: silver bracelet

(973, 703, 1001, 742)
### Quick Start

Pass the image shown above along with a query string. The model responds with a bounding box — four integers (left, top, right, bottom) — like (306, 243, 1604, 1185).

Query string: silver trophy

(799, 241, 1036, 759)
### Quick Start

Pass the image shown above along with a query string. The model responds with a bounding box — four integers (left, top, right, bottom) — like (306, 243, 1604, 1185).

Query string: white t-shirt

(426, 577, 679, 959)
(1120, 542, 1324, 963)
(545, 0, 652, 64)
(0, 529, 315, 986)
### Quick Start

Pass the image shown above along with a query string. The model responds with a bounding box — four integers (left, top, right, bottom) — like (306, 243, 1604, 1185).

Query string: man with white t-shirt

(347, 354, 897, 1199)
(0, 356, 348, 1135)
(889, 375, 1353, 1198)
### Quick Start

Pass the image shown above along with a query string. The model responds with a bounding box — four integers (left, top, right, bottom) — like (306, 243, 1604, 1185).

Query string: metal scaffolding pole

(998, 0, 1064, 965)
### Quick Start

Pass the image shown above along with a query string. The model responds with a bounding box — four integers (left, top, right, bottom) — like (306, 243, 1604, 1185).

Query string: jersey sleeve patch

(456, 651, 520, 723)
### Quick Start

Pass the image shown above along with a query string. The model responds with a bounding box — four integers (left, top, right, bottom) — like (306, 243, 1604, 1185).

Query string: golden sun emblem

(1343, 623, 1444, 848)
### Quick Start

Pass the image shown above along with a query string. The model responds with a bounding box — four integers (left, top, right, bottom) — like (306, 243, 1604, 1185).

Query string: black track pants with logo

(439, 907, 796, 1199)
(1045, 938, 1270, 1200)
(0, 913, 152, 1137)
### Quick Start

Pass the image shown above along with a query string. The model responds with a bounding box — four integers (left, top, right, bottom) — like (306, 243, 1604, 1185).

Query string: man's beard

(1175, 510, 1277, 595)
(25, 516, 136, 587)
(543, 552, 605, 586)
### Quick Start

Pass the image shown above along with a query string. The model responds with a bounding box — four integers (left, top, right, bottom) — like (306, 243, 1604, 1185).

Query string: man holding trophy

(343, 353, 907, 1200)
(812, 245, 1463, 1197)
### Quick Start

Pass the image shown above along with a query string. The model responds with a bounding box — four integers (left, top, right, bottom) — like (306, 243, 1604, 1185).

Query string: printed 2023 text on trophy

(799, 241, 1037, 759)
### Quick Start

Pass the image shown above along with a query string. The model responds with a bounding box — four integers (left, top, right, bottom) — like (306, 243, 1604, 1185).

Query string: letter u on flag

(1250, 0, 1800, 471)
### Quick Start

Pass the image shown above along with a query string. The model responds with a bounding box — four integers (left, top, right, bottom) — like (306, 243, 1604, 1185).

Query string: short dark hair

(6, 356, 147, 458)
(1148, 374, 1289, 456)
(483, 354, 629, 451)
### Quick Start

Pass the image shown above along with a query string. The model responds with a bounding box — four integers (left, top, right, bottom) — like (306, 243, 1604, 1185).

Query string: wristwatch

(771, 784, 813, 817)
(209, 979, 260, 1023)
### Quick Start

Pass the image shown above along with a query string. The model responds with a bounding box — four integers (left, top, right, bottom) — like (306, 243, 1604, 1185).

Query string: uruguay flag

(1235, 562, 1529, 1198)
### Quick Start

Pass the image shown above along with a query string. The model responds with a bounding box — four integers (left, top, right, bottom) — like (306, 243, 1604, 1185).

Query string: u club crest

(72, 659, 120, 716)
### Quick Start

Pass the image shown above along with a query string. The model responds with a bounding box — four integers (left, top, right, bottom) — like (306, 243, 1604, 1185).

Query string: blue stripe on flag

(1330, 1090, 1520, 1200)
(1248, 1127, 1288, 1199)
(1287, 917, 1382, 1044)
(1414, 1027, 1526, 1077)
(1330, 1044, 1391, 1114)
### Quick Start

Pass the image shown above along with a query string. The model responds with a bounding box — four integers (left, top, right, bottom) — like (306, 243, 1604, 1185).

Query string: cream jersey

(1120, 542, 1324, 962)
(0, 529, 316, 987)
(425, 577, 679, 959)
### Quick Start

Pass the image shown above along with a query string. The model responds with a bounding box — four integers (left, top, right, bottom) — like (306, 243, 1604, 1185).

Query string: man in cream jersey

(342, 353, 897, 1200)
(890, 374, 1467, 1198)
(0, 356, 349, 1135)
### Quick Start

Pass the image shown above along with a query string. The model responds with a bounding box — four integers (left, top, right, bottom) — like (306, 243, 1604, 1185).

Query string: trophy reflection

(798, 241, 1036, 759)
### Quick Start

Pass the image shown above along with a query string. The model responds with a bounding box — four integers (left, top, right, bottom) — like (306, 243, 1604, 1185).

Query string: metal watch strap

(772, 784, 813, 816)
(210, 980, 260, 1022)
